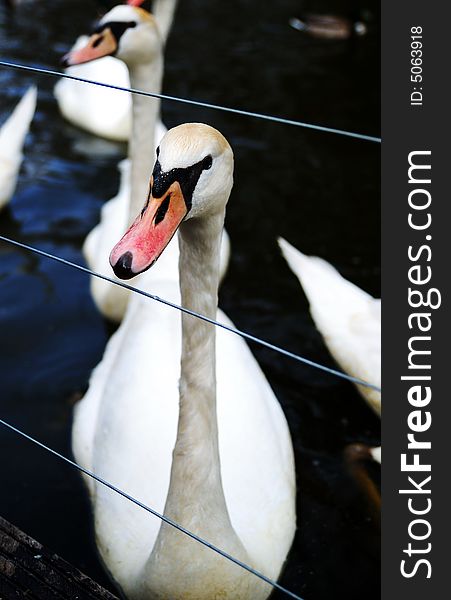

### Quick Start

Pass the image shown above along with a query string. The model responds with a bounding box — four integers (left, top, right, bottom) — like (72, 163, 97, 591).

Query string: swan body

(73, 124, 296, 598)
(278, 237, 381, 414)
(83, 157, 132, 319)
(0, 86, 37, 210)
(54, 37, 132, 142)
(54, 0, 177, 142)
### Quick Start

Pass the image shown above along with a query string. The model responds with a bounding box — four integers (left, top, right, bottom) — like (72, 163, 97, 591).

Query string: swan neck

(152, 0, 178, 43)
(128, 60, 163, 225)
(155, 210, 234, 525)
(140, 210, 257, 595)
(173, 212, 224, 503)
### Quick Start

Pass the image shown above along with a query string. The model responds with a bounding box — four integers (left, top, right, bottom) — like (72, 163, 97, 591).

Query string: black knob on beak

(112, 251, 135, 280)
(60, 54, 70, 68)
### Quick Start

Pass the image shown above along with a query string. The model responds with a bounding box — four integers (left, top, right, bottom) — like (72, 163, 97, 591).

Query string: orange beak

(110, 181, 188, 279)
(61, 29, 117, 67)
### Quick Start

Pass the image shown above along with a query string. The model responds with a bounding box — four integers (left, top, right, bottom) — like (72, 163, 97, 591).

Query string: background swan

(63, 3, 229, 321)
(0, 86, 37, 211)
(62, 4, 165, 321)
(54, 0, 178, 142)
(55, 35, 132, 142)
(73, 124, 296, 599)
(278, 237, 381, 415)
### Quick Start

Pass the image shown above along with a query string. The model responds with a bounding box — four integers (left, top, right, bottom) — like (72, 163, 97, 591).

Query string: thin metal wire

(0, 235, 381, 392)
(0, 418, 303, 600)
(0, 60, 381, 144)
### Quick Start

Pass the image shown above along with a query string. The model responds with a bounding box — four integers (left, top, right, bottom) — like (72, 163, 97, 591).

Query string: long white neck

(140, 210, 255, 598)
(152, 0, 178, 43)
(171, 213, 225, 513)
(128, 59, 163, 225)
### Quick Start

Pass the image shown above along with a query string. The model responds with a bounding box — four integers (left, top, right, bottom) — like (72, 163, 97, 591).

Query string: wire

(0, 418, 304, 600)
(0, 60, 381, 144)
(0, 235, 381, 393)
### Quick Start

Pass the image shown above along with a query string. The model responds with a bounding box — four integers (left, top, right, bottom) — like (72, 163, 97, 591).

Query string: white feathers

(278, 237, 381, 414)
(0, 86, 37, 210)
(73, 126, 296, 598)
(54, 38, 132, 142)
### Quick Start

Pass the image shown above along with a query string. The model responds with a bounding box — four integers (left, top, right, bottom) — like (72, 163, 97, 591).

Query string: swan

(73, 123, 296, 599)
(62, 4, 166, 321)
(54, 0, 177, 142)
(62, 4, 231, 322)
(278, 237, 381, 415)
(0, 86, 37, 211)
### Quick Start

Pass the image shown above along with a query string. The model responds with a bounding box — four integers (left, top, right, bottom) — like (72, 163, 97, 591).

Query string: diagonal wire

(0, 235, 381, 392)
(0, 60, 381, 144)
(0, 418, 304, 600)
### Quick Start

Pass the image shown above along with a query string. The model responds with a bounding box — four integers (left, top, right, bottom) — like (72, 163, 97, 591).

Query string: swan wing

(0, 86, 37, 208)
(279, 237, 381, 413)
(54, 37, 131, 141)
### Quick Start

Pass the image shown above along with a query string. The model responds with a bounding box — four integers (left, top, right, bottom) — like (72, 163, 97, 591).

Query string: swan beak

(110, 182, 188, 280)
(61, 30, 117, 67)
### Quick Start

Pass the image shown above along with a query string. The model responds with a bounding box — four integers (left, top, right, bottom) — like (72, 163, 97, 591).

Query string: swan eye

(154, 195, 171, 225)
(156, 146, 160, 158)
(202, 155, 212, 170)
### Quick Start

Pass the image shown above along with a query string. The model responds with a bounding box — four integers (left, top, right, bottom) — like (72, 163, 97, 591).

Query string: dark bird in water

(289, 14, 367, 40)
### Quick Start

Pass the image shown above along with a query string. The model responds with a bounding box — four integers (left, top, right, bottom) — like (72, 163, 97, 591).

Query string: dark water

(0, 1, 380, 599)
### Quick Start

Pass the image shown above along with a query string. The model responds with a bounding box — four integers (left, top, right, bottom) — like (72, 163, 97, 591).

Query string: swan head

(61, 5, 160, 68)
(110, 123, 234, 280)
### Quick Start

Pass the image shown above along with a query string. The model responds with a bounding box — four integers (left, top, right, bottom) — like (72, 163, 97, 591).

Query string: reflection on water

(0, 0, 380, 598)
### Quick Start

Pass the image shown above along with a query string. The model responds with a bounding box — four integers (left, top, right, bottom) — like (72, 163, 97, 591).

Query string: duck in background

(54, 0, 178, 142)
(289, 14, 367, 40)
(0, 86, 37, 211)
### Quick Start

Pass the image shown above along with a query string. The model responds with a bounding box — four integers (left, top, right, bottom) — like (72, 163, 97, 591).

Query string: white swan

(0, 86, 37, 211)
(73, 124, 296, 599)
(62, 5, 165, 321)
(54, 0, 177, 142)
(278, 237, 381, 415)
(63, 4, 229, 321)
(55, 35, 132, 142)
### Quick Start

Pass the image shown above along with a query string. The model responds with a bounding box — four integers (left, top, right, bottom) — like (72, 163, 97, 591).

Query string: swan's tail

(278, 236, 372, 312)
(0, 86, 37, 160)
(278, 237, 381, 413)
